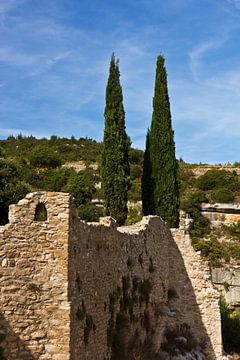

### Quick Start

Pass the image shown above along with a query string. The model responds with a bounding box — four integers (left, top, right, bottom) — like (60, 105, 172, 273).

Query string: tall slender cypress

(142, 129, 154, 215)
(101, 54, 130, 225)
(142, 55, 179, 227)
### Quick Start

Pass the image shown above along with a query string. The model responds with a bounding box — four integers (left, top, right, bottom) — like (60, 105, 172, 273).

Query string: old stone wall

(0, 192, 71, 360)
(68, 210, 170, 360)
(212, 264, 240, 307)
(0, 192, 223, 359)
(170, 229, 222, 358)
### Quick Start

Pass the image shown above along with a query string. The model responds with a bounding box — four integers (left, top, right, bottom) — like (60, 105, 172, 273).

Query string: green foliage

(196, 170, 239, 191)
(36, 168, 75, 192)
(77, 202, 104, 222)
(129, 148, 144, 165)
(210, 188, 234, 203)
(126, 207, 142, 225)
(220, 296, 240, 353)
(0, 159, 30, 224)
(30, 146, 61, 168)
(101, 54, 130, 225)
(142, 55, 180, 227)
(0, 135, 102, 164)
(128, 180, 141, 202)
(182, 191, 209, 234)
(188, 210, 211, 238)
(181, 191, 210, 238)
(142, 130, 155, 215)
(181, 190, 207, 211)
(192, 238, 229, 260)
(223, 221, 240, 238)
(65, 169, 97, 207)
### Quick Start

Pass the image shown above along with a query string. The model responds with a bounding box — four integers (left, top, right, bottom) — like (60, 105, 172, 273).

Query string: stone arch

(34, 203, 47, 221)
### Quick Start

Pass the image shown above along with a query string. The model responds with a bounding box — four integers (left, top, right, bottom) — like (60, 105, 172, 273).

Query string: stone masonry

(0, 192, 223, 359)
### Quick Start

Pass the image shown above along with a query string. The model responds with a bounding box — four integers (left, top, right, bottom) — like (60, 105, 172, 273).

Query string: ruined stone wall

(202, 211, 240, 226)
(212, 264, 240, 307)
(0, 192, 71, 360)
(68, 210, 170, 360)
(170, 229, 222, 358)
(0, 192, 223, 359)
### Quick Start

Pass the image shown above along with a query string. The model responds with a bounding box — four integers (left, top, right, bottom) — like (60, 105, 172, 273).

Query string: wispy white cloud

(226, 0, 240, 10)
(0, 0, 25, 14)
(189, 38, 227, 82)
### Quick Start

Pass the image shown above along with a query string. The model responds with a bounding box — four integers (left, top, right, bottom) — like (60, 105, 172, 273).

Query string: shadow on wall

(0, 313, 36, 360)
(164, 230, 221, 360)
(67, 211, 221, 360)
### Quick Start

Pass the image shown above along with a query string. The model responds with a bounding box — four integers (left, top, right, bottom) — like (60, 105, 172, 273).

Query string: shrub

(30, 147, 61, 168)
(225, 221, 240, 237)
(126, 208, 142, 225)
(78, 202, 104, 222)
(211, 188, 234, 203)
(181, 191, 207, 212)
(37, 168, 75, 192)
(181, 191, 210, 238)
(196, 170, 239, 191)
(128, 180, 141, 202)
(65, 169, 97, 206)
(220, 296, 240, 353)
(192, 238, 229, 260)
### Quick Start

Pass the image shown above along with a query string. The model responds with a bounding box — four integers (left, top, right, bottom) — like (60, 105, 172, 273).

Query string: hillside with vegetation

(0, 135, 143, 225)
(1, 135, 240, 356)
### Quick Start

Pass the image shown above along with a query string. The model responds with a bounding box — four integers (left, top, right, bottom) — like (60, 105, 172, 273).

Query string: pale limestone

(0, 192, 223, 359)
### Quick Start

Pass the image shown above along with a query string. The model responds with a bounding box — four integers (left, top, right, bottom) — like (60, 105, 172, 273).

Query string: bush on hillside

(30, 147, 61, 168)
(65, 169, 97, 206)
(0, 159, 31, 224)
(196, 170, 239, 191)
(211, 188, 234, 203)
(78, 202, 104, 222)
(220, 296, 240, 353)
(181, 191, 210, 238)
(36, 168, 75, 192)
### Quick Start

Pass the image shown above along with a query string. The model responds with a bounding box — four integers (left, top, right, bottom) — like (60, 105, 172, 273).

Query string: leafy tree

(142, 55, 179, 227)
(211, 188, 234, 203)
(101, 54, 130, 225)
(65, 169, 97, 207)
(196, 169, 239, 191)
(30, 146, 61, 168)
(0, 159, 30, 224)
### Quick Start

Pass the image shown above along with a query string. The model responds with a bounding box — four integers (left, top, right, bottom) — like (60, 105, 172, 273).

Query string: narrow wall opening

(34, 203, 47, 221)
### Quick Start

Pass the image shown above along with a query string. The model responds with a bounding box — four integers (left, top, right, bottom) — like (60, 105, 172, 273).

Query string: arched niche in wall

(34, 203, 47, 221)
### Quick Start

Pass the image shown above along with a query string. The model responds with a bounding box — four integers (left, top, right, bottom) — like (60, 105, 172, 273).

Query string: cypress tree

(142, 55, 180, 227)
(101, 54, 130, 225)
(142, 129, 154, 215)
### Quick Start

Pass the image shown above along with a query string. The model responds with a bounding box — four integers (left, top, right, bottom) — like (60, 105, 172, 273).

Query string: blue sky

(0, 0, 240, 163)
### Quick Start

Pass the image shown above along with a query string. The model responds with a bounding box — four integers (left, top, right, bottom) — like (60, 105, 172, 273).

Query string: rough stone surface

(0, 192, 223, 359)
(201, 203, 240, 226)
(212, 265, 240, 307)
(192, 166, 240, 178)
